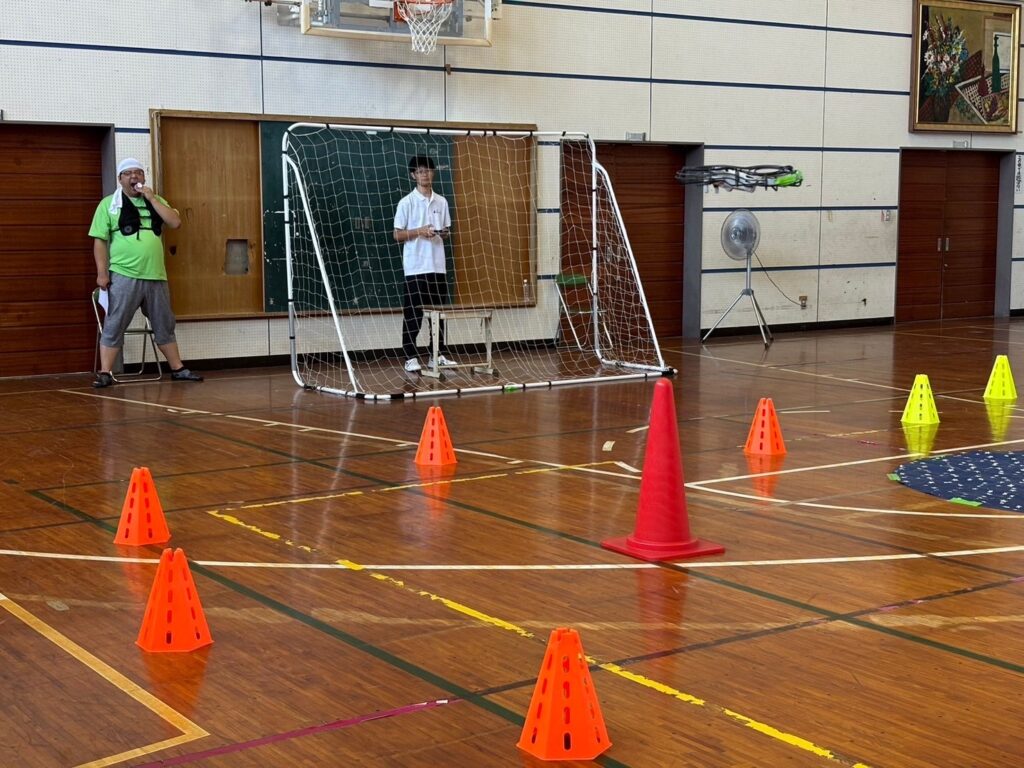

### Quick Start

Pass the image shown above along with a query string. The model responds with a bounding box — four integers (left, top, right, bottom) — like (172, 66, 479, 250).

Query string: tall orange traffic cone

(744, 398, 786, 455)
(137, 548, 213, 653)
(415, 406, 457, 466)
(517, 628, 611, 761)
(114, 467, 170, 546)
(602, 378, 724, 561)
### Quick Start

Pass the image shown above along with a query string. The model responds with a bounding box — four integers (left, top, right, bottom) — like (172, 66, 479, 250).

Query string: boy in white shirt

(393, 155, 456, 372)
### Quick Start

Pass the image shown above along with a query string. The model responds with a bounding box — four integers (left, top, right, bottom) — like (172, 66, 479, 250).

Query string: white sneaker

(404, 358, 422, 372)
(430, 355, 458, 367)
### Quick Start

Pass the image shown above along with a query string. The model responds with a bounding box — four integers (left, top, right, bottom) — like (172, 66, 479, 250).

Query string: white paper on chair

(98, 288, 109, 312)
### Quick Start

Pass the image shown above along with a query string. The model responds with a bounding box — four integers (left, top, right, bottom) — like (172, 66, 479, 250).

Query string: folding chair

(92, 288, 162, 381)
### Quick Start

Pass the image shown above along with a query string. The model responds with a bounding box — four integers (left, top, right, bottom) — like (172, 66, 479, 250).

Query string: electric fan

(702, 209, 773, 346)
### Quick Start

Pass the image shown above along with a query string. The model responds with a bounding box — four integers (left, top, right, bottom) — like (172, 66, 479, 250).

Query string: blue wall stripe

(703, 205, 897, 213)
(0, 37, 258, 61)
(707, 145, 902, 154)
(704, 262, 895, 274)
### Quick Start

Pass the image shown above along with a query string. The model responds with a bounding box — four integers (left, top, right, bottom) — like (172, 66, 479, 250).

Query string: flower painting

(911, 0, 1020, 132)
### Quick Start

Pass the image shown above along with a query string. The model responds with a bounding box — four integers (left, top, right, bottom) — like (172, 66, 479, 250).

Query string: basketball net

(395, 0, 454, 55)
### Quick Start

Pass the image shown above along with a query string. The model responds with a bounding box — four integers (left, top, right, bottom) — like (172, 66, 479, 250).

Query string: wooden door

(0, 124, 106, 376)
(559, 143, 686, 340)
(596, 143, 686, 338)
(896, 150, 999, 321)
(159, 117, 263, 317)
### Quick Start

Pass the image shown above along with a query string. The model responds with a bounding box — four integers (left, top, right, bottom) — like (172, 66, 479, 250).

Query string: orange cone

(137, 548, 213, 653)
(114, 467, 170, 546)
(602, 378, 724, 561)
(517, 628, 611, 761)
(744, 398, 786, 455)
(415, 406, 457, 466)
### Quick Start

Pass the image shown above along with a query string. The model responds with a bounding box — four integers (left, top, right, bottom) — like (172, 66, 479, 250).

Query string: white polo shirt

(394, 188, 451, 276)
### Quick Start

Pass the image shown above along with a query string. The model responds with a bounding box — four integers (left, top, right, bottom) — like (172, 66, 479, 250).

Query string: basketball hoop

(395, 0, 454, 54)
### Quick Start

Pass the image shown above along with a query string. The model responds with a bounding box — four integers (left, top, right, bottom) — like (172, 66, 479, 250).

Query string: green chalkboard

(261, 122, 455, 313)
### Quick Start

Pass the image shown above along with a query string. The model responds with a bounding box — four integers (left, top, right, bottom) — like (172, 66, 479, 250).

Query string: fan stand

(702, 248, 773, 347)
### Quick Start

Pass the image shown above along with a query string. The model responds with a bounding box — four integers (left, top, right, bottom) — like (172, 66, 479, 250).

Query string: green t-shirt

(89, 194, 174, 280)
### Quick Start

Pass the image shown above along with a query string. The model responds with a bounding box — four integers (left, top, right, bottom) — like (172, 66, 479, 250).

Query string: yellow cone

(900, 374, 939, 425)
(983, 355, 1017, 402)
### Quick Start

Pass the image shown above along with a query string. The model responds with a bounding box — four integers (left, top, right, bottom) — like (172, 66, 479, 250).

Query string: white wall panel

(653, 18, 824, 87)
(827, 1, 912, 34)
(177, 320, 272, 361)
(820, 152, 899, 207)
(0, 0, 259, 55)
(825, 31, 909, 92)
(818, 266, 895, 319)
(819, 209, 898, 266)
(702, 211, 821, 271)
(701, 270, 820, 328)
(0, 47, 261, 127)
(823, 91, 969, 148)
(262, 61, 445, 121)
(448, 5, 651, 78)
(654, 1, 826, 26)
(1012, 261, 1024, 310)
(652, 84, 824, 145)
(448, 75, 649, 136)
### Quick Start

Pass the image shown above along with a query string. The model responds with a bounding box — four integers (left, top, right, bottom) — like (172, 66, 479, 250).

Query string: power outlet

(799, 295, 808, 309)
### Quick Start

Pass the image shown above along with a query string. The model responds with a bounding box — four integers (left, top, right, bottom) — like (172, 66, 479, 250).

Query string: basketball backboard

(293, 0, 499, 47)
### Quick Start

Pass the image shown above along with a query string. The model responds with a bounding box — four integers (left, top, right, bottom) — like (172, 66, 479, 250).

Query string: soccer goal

(282, 123, 672, 398)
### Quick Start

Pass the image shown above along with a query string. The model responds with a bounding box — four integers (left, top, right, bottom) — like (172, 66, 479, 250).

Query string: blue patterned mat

(892, 450, 1024, 513)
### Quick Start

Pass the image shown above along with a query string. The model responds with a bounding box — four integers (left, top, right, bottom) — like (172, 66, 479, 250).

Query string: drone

(675, 164, 803, 192)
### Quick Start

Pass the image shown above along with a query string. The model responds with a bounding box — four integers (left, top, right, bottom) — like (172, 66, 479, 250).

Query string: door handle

(937, 237, 942, 251)
(945, 237, 951, 252)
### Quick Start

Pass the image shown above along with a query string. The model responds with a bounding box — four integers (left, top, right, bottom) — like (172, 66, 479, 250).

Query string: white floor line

(1, 545, 1021, 570)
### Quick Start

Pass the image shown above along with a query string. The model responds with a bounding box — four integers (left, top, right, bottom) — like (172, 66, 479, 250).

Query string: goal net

(282, 123, 671, 398)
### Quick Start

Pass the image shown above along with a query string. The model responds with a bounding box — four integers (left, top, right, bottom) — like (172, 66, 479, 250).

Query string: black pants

(402, 273, 449, 360)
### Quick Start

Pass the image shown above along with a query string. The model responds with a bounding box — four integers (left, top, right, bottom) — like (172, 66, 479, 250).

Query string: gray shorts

(100, 274, 177, 348)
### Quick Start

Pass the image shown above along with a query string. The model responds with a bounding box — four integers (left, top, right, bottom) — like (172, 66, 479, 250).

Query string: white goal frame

(282, 123, 671, 399)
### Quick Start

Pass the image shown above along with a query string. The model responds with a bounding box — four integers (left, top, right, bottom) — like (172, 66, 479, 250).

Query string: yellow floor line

(210, 511, 872, 767)
(0, 591, 208, 768)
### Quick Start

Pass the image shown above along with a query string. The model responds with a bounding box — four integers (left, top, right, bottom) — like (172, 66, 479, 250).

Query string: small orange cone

(114, 467, 170, 546)
(744, 398, 787, 455)
(137, 548, 213, 653)
(517, 628, 611, 761)
(415, 406, 457, 466)
(602, 378, 724, 561)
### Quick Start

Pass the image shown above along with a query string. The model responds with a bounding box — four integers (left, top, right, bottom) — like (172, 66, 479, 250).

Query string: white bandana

(108, 158, 145, 214)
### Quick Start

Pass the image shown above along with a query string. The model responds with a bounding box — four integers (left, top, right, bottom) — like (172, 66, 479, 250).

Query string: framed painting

(911, 0, 1020, 132)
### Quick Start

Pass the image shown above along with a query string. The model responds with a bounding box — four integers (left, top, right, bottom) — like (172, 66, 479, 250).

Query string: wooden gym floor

(1, 319, 1021, 767)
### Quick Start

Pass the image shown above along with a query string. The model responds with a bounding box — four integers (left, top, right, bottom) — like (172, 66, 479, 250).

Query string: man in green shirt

(89, 158, 202, 387)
